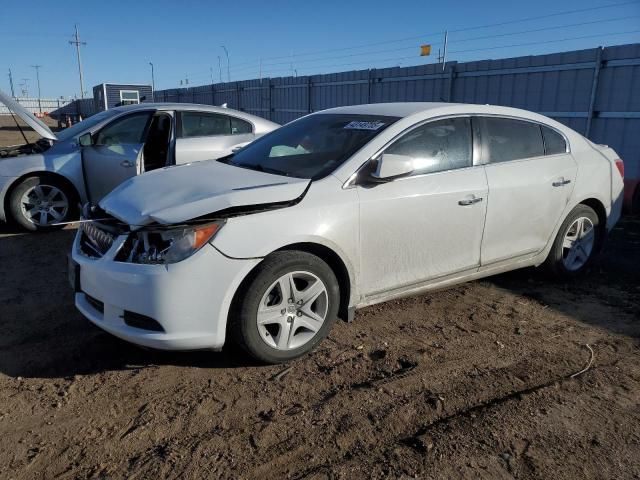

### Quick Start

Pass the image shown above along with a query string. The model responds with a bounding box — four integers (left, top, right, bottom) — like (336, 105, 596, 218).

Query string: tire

(8, 175, 77, 232)
(231, 251, 340, 364)
(544, 204, 601, 278)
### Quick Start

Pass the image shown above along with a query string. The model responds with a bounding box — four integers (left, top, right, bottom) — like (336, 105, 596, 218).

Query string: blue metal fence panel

(153, 42, 640, 183)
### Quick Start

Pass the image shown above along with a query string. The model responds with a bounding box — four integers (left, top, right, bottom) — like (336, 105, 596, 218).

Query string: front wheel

(8, 175, 76, 232)
(231, 251, 340, 364)
(544, 204, 601, 278)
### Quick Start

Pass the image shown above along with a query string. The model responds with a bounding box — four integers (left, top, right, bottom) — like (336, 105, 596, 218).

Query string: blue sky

(1, 0, 639, 98)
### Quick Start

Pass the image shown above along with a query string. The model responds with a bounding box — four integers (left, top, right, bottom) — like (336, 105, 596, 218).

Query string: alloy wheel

(256, 271, 329, 351)
(562, 216, 595, 271)
(20, 184, 69, 227)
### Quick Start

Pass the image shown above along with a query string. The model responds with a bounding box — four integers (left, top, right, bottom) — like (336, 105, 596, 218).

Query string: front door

(478, 117, 577, 265)
(81, 111, 153, 203)
(357, 117, 488, 297)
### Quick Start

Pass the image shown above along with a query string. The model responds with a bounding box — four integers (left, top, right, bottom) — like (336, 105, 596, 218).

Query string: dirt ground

(0, 115, 59, 146)
(0, 213, 639, 479)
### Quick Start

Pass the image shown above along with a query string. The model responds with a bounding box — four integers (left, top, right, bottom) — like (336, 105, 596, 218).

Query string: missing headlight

(115, 222, 223, 264)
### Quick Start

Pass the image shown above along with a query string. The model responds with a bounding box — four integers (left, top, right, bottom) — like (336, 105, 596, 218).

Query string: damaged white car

(0, 89, 278, 230)
(70, 102, 624, 363)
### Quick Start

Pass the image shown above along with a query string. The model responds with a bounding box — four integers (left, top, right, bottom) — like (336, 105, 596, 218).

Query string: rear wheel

(544, 204, 601, 278)
(231, 251, 340, 364)
(9, 175, 76, 232)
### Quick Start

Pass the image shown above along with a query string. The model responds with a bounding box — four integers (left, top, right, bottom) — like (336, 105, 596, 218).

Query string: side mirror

(371, 153, 414, 180)
(78, 132, 93, 147)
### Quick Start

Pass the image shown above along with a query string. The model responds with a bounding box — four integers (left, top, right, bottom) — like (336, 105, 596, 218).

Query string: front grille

(79, 222, 116, 258)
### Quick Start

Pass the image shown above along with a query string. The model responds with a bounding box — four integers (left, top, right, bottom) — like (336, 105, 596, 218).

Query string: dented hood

(99, 160, 310, 226)
(0, 89, 57, 141)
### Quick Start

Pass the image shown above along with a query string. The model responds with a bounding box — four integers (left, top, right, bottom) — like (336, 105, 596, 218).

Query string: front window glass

(56, 109, 118, 141)
(94, 112, 151, 146)
(384, 117, 472, 175)
(226, 114, 399, 179)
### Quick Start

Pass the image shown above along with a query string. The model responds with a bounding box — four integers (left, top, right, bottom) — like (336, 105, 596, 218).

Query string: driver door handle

(552, 178, 571, 187)
(458, 196, 483, 206)
(120, 160, 134, 168)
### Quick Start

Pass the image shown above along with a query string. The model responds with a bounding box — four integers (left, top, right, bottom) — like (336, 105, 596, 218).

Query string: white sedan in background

(0, 90, 279, 230)
(70, 102, 624, 363)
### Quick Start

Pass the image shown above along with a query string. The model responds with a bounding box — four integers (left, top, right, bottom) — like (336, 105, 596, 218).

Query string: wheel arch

(229, 242, 354, 324)
(4, 171, 81, 222)
(577, 197, 607, 253)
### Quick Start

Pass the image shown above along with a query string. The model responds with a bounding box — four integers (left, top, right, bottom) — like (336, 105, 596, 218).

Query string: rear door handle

(552, 178, 571, 187)
(458, 196, 483, 206)
(120, 160, 134, 168)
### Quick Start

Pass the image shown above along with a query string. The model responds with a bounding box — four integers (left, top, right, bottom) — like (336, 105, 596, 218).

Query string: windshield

(56, 109, 119, 141)
(225, 113, 399, 179)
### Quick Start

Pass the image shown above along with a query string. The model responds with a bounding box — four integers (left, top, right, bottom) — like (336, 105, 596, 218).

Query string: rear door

(175, 111, 255, 163)
(479, 116, 576, 265)
(81, 111, 153, 203)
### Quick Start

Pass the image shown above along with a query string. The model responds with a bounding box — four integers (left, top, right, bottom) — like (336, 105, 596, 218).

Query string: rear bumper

(71, 231, 261, 351)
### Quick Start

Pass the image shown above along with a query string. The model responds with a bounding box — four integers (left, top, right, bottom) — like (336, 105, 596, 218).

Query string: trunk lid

(0, 89, 57, 141)
(99, 159, 310, 226)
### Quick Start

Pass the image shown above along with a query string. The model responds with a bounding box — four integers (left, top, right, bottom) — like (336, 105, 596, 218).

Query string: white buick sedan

(70, 103, 624, 363)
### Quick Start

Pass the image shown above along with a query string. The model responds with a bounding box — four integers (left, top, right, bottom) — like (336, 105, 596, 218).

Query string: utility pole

(69, 24, 87, 98)
(149, 62, 155, 101)
(20, 78, 29, 97)
(210, 66, 214, 84)
(442, 30, 448, 72)
(8, 69, 15, 97)
(31, 65, 42, 113)
(217, 56, 223, 83)
(220, 46, 230, 82)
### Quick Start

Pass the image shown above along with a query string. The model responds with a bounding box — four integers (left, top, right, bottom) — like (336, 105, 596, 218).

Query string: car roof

(110, 103, 279, 125)
(319, 102, 459, 117)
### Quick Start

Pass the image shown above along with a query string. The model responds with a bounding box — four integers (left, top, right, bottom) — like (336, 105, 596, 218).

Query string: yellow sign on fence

(420, 44, 431, 56)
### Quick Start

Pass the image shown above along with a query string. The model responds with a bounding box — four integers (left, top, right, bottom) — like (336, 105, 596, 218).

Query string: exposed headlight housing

(117, 222, 223, 264)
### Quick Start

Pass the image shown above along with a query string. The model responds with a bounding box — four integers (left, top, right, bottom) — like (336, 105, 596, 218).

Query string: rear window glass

(181, 112, 231, 137)
(483, 117, 544, 163)
(542, 125, 567, 155)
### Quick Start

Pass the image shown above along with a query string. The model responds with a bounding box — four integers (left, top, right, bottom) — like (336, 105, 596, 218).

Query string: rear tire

(8, 175, 77, 232)
(231, 251, 340, 364)
(544, 204, 601, 278)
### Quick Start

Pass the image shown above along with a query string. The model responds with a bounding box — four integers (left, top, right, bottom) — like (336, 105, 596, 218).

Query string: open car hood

(99, 160, 310, 227)
(0, 89, 57, 141)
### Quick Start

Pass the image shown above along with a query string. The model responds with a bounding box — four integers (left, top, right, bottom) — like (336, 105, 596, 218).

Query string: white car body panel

(99, 160, 310, 227)
(72, 102, 625, 351)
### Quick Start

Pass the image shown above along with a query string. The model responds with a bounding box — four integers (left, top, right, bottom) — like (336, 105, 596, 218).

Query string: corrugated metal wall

(151, 42, 639, 181)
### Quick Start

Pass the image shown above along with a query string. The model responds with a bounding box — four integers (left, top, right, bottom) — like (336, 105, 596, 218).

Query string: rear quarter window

(542, 125, 568, 155)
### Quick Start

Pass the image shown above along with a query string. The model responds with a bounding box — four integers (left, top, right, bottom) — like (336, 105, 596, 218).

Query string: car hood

(99, 160, 310, 227)
(0, 89, 57, 141)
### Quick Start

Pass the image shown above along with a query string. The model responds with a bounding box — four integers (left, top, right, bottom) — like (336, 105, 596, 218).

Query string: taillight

(615, 159, 624, 179)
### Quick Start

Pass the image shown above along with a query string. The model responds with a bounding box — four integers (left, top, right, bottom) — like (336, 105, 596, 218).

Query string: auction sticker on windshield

(344, 121, 386, 130)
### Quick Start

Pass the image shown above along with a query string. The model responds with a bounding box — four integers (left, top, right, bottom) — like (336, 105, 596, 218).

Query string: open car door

(81, 111, 152, 204)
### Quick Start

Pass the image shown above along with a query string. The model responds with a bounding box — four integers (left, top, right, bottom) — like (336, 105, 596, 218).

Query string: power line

(253, 29, 640, 78)
(229, 15, 637, 75)
(229, 0, 640, 68)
